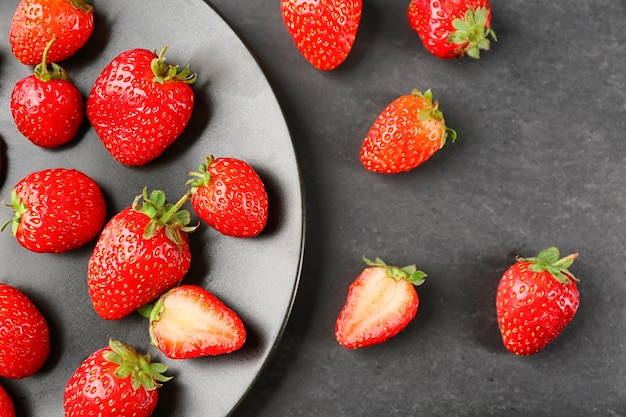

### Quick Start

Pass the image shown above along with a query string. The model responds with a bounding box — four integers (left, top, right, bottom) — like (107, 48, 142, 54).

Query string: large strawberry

(87, 47, 196, 166)
(496, 247, 580, 356)
(359, 89, 456, 174)
(2, 168, 106, 253)
(142, 285, 246, 359)
(64, 339, 170, 417)
(335, 257, 426, 349)
(9, 0, 94, 65)
(0, 283, 50, 379)
(187, 155, 269, 238)
(88, 189, 195, 320)
(281, 0, 362, 70)
(0, 384, 16, 417)
(408, 0, 496, 59)
(11, 37, 84, 148)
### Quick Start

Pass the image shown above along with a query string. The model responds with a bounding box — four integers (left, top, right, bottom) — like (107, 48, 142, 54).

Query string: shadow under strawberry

(0, 135, 6, 189)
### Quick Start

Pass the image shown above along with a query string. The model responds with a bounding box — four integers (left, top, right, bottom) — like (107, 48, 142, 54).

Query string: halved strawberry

(335, 257, 426, 349)
(143, 285, 246, 359)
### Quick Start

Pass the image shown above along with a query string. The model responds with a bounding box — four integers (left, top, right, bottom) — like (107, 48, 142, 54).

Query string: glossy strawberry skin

(496, 259, 580, 356)
(281, 0, 362, 70)
(360, 89, 454, 174)
(408, 0, 494, 59)
(190, 157, 269, 238)
(6, 168, 106, 253)
(0, 283, 50, 379)
(86, 48, 195, 166)
(0, 384, 16, 417)
(11, 74, 84, 148)
(63, 345, 159, 417)
(148, 285, 246, 359)
(335, 258, 426, 349)
(88, 207, 191, 320)
(9, 0, 94, 65)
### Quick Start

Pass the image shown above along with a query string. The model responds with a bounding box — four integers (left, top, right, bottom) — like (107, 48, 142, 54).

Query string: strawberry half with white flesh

(335, 257, 426, 349)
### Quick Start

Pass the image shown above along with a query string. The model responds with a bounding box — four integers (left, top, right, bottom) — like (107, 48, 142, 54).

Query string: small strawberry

(187, 155, 269, 238)
(359, 89, 456, 174)
(281, 0, 362, 70)
(496, 247, 580, 356)
(408, 0, 496, 59)
(335, 257, 426, 349)
(0, 283, 50, 379)
(0, 384, 16, 417)
(88, 189, 196, 320)
(142, 285, 246, 359)
(87, 47, 196, 166)
(64, 339, 170, 417)
(11, 37, 84, 148)
(2, 168, 106, 253)
(9, 0, 94, 65)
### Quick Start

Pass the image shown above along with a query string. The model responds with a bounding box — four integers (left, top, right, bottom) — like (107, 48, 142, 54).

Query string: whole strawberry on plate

(496, 247, 580, 356)
(187, 155, 269, 238)
(11, 37, 84, 148)
(0, 384, 16, 417)
(9, 0, 94, 65)
(281, 0, 362, 70)
(408, 0, 496, 59)
(64, 339, 170, 417)
(359, 89, 456, 174)
(142, 285, 246, 359)
(335, 257, 426, 349)
(2, 168, 106, 253)
(87, 47, 196, 166)
(88, 189, 196, 320)
(0, 283, 50, 379)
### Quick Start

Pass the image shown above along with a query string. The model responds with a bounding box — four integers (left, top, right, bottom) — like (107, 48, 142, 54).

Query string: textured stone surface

(215, 1, 626, 416)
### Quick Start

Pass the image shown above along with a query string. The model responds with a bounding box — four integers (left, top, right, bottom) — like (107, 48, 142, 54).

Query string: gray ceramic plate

(0, 0, 304, 415)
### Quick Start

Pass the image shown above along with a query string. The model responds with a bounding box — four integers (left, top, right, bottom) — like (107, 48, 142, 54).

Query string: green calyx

(151, 46, 197, 85)
(102, 339, 171, 391)
(132, 188, 197, 246)
(1, 189, 27, 236)
(412, 88, 458, 148)
(518, 246, 580, 285)
(186, 155, 215, 193)
(364, 256, 427, 286)
(69, 0, 94, 14)
(34, 36, 67, 82)
(447, 6, 497, 59)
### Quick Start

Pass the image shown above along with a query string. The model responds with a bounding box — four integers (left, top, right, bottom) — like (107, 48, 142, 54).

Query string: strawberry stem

(186, 155, 215, 193)
(68, 0, 94, 13)
(447, 7, 497, 59)
(517, 247, 580, 285)
(363, 256, 427, 286)
(34, 36, 67, 82)
(132, 188, 197, 245)
(1, 189, 28, 236)
(412, 89, 457, 148)
(151, 46, 197, 85)
(103, 339, 171, 391)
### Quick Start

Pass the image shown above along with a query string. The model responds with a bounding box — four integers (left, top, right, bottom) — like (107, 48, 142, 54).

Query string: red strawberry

(88, 189, 196, 320)
(9, 0, 94, 66)
(87, 47, 196, 166)
(359, 89, 456, 174)
(281, 0, 362, 70)
(143, 285, 246, 359)
(11, 37, 84, 148)
(335, 257, 426, 349)
(496, 247, 580, 356)
(0, 283, 50, 379)
(2, 168, 106, 253)
(64, 339, 170, 417)
(187, 155, 269, 238)
(0, 384, 16, 417)
(408, 0, 496, 59)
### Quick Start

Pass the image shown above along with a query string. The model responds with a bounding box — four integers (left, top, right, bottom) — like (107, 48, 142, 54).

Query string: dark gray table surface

(214, 1, 626, 416)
